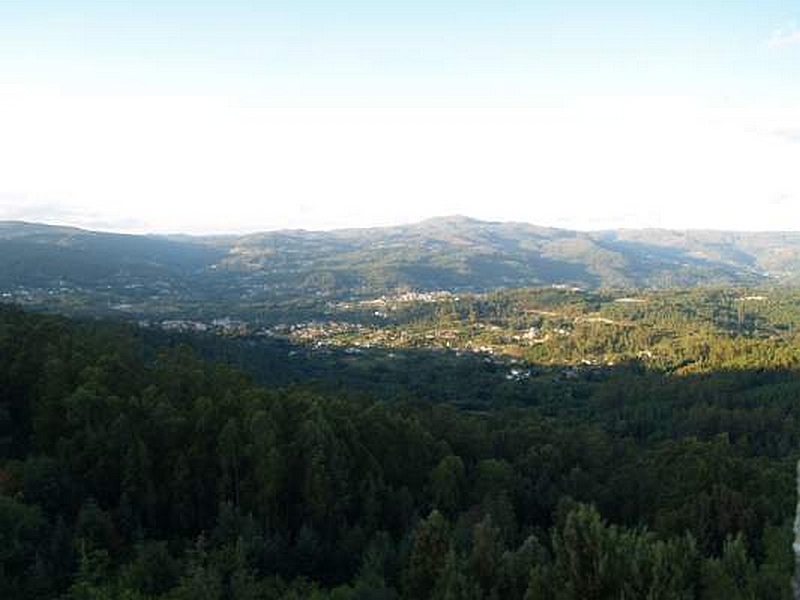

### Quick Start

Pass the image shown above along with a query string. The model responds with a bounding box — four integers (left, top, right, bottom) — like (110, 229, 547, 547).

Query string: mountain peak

(418, 215, 488, 227)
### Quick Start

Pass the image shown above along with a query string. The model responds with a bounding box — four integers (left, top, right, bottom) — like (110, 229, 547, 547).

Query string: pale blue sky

(1, 1, 799, 233)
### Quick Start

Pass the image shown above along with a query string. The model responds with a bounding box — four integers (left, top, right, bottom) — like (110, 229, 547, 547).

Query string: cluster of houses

(155, 317, 248, 335)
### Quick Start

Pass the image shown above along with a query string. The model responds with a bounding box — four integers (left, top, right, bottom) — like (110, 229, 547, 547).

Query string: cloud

(0, 198, 85, 223)
(774, 129, 800, 143)
(0, 197, 148, 232)
(767, 194, 795, 207)
(768, 24, 800, 48)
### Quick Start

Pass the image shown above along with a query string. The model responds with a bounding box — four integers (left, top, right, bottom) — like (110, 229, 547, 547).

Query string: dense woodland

(1, 297, 799, 599)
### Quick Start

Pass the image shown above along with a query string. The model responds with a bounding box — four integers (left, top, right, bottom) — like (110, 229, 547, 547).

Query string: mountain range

(2, 217, 799, 301)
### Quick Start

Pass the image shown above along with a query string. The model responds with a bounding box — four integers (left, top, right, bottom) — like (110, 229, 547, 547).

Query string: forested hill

(0, 305, 797, 598)
(2, 218, 800, 301)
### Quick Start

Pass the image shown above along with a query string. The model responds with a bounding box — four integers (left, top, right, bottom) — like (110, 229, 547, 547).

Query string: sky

(0, 0, 799, 234)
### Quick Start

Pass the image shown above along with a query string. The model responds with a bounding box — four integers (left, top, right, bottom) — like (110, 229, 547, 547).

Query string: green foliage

(431, 456, 466, 517)
(405, 511, 450, 599)
(0, 305, 797, 598)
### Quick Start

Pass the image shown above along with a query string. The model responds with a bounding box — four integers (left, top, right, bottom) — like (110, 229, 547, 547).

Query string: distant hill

(1, 217, 800, 305)
(0, 221, 222, 288)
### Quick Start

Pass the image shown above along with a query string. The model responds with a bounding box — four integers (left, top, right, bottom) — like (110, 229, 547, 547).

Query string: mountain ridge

(1, 218, 799, 303)
(8, 215, 800, 238)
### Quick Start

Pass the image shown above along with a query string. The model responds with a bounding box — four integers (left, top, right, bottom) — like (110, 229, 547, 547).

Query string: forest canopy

(0, 302, 797, 599)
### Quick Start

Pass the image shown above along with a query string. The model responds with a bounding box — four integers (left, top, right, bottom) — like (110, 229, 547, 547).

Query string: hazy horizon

(7, 213, 800, 238)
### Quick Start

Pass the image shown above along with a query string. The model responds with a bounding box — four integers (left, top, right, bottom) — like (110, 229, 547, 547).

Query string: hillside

(2, 218, 799, 316)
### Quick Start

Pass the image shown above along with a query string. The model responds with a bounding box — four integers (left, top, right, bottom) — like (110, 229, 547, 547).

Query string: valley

(3, 220, 800, 599)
